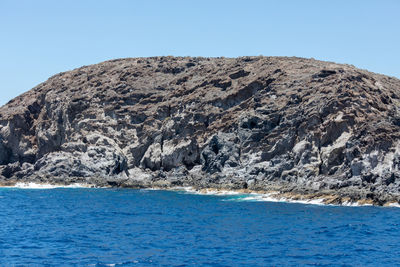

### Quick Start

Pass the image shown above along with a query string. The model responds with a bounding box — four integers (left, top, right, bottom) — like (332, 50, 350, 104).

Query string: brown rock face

(1, 56, 400, 204)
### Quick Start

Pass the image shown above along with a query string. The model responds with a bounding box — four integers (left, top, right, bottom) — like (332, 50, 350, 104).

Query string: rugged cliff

(1, 56, 400, 205)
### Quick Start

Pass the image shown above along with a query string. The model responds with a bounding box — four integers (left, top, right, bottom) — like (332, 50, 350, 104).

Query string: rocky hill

(1, 56, 400, 205)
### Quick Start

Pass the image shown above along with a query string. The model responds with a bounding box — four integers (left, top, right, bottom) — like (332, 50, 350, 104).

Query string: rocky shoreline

(2, 180, 399, 207)
(1, 56, 400, 206)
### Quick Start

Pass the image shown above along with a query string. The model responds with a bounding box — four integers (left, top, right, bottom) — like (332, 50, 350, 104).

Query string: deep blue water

(0, 188, 399, 266)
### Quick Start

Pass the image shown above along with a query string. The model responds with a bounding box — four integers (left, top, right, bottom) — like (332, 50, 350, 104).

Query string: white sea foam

(341, 201, 363, 207)
(386, 202, 400, 208)
(225, 193, 326, 205)
(175, 187, 399, 207)
(9, 182, 89, 189)
(235, 194, 375, 207)
(197, 189, 242, 196)
(177, 187, 327, 205)
(176, 187, 242, 196)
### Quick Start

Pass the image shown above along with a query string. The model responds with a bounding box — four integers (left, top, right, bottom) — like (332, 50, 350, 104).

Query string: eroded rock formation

(1, 56, 400, 205)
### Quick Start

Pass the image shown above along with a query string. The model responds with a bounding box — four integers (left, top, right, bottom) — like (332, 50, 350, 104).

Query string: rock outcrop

(1, 56, 400, 205)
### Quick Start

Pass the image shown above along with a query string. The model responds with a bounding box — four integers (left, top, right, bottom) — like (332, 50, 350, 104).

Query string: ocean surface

(0, 187, 399, 266)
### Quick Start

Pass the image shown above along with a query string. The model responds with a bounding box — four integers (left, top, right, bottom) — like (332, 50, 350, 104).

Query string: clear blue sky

(1, 0, 399, 106)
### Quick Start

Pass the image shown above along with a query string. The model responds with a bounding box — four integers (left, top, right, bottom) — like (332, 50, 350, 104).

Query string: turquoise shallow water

(0, 188, 399, 266)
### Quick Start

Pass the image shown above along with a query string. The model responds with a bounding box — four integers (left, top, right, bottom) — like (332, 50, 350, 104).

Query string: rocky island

(1, 56, 400, 205)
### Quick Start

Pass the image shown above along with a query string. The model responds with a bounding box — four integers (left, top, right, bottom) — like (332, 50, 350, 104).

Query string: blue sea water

(0, 188, 399, 266)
